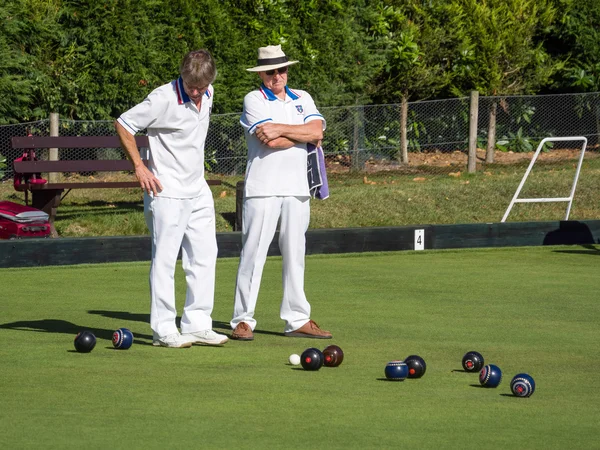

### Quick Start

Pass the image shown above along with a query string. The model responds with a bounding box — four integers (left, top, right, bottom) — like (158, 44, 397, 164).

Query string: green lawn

(1, 246, 599, 448)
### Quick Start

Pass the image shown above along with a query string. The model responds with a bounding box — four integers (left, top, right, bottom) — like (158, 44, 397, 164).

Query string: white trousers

(232, 196, 311, 333)
(145, 183, 217, 337)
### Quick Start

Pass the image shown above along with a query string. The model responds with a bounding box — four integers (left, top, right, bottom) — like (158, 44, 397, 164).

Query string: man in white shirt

(115, 50, 228, 348)
(231, 45, 332, 341)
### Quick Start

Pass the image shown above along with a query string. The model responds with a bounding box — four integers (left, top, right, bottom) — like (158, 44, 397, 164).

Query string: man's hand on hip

(135, 165, 163, 196)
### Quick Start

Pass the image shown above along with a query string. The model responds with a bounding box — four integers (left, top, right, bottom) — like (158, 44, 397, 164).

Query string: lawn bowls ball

(74, 331, 96, 353)
(462, 351, 484, 372)
(510, 373, 536, 397)
(300, 348, 324, 371)
(112, 328, 134, 350)
(384, 360, 409, 381)
(289, 353, 301, 366)
(404, 355, 427, 378)
(322, 345, 344, 367)
(479, 364, 502, 388)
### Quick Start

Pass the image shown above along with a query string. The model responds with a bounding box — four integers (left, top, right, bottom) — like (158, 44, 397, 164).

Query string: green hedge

(1, 0, 599, 124)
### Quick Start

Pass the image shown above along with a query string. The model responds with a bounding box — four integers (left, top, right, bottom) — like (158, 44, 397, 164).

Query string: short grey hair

(180, 50, 217, 85)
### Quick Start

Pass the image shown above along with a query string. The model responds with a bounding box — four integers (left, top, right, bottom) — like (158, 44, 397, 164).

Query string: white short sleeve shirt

(117, 78, 214, 198)
(240, 85, 325, 198)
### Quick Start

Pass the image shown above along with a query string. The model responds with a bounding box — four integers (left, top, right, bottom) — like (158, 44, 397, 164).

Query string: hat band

(257, 56, 288, 66)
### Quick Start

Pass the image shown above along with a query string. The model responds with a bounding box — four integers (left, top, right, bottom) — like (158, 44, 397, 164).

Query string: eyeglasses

(265, 66, 288, 76)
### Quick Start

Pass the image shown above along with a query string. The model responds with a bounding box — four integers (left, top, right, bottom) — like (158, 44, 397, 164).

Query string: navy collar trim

(175, 77, 191, 104)
(259, 84, 301, 101)
(285, 86, 300, 100)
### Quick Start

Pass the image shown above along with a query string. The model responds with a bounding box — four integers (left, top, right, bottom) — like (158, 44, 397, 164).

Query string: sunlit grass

(1, 248, 599, 448)
(1, 158, 599, 237)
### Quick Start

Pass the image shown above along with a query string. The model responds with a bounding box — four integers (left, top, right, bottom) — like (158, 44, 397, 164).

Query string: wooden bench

(11, 135, 221, 236)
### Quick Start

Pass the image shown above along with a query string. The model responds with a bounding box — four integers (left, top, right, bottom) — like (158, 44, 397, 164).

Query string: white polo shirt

(240, 84, 325, 198)
(117, 77, 214, 198)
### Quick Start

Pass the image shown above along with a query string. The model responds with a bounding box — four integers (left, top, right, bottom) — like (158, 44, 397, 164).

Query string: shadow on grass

(0, 318, 153, 346)
(87, 310, 285, 338)
(552, 244, 600, 256)
(88, 309, 149, 323)
(376, 377, 406, 382)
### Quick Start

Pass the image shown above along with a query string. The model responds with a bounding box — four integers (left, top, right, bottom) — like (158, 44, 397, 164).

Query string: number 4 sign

(414, 229, 425, 251)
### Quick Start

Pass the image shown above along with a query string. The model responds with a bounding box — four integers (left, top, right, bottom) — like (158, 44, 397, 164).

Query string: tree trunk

(486, 101, 497, 163)
(399, 96, 409, 164)
(352, 104, 360, 171)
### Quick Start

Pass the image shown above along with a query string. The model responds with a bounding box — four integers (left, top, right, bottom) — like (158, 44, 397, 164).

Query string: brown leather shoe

(284, 320, 332, 339)
(231, 322, 254, 341)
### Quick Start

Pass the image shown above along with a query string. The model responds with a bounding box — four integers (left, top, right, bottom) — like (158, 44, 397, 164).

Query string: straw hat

(246, 45, 299, 72)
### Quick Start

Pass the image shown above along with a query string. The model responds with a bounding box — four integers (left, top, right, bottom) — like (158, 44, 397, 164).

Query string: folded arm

(255, 120, 323, 150)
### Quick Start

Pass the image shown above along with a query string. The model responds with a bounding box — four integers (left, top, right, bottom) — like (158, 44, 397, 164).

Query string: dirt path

(327, 148, 600, 173)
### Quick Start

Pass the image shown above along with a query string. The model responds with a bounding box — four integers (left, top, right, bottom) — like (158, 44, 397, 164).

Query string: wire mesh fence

(1, 91, 599, 180)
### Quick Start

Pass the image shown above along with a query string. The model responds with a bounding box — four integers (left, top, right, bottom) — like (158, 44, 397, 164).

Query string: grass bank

(1, 158, 599, 237)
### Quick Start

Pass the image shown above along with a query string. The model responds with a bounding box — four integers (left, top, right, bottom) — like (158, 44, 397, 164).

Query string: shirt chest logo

(295, 105, 303, 114)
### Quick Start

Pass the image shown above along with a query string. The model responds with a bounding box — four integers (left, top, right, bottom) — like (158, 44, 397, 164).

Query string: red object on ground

(0, 201, 51, 239)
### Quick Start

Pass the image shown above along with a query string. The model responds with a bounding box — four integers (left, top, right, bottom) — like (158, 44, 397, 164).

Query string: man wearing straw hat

(230, 45, 332, 341)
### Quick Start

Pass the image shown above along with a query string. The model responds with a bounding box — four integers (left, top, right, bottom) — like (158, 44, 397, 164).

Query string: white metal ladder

(501, 136, 588, 222)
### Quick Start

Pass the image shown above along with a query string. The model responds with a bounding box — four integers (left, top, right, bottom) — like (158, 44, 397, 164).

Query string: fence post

(468, 90, 479, 173)
(351, 103, 365, 171)
(399, 96, 409, 164)
(49, 113, 59, 183)
(595, 98, 600, 147)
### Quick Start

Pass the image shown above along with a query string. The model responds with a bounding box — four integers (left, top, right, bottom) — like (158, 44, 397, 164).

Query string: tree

(547, 0, 600, 91)
(366, 1, 453, 163)
(0, 0, 63, 123)
(0, 13, 33, 124)
(546, 0, 600, 144)
(446, 0, 559, 162)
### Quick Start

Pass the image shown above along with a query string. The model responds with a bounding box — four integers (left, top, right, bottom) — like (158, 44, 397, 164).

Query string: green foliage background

(1, 0, 599, 124)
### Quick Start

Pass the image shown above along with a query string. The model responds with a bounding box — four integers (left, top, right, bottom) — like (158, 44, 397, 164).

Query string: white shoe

(152, 332, 160, 347)
(183, 329, 229, 346)
(156, 333, 193, 348)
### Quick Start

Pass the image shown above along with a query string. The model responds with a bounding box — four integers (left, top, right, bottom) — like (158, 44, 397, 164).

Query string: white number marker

(414, 229, 424, 251)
